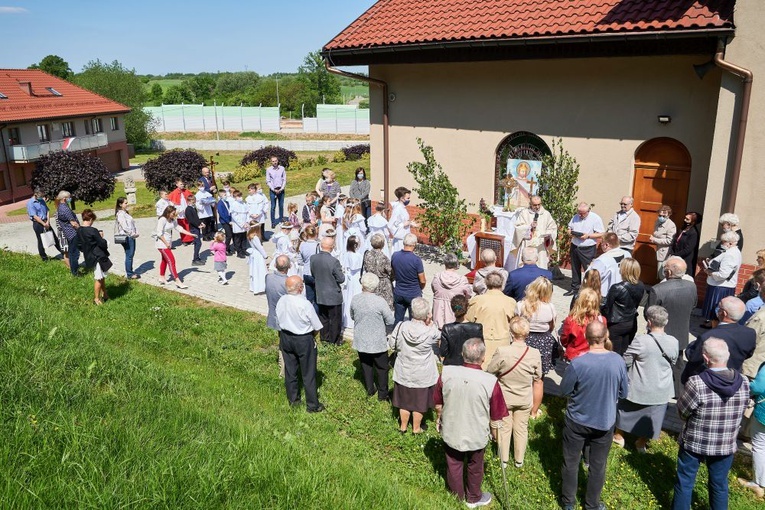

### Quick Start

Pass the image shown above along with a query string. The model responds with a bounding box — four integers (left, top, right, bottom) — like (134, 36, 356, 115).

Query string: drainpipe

(323, 59, 390, 208)
(0, 124, 13, 203)
(713, 39, 753, 213)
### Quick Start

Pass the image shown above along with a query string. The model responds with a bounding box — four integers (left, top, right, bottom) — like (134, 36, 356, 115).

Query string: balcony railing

(7, 133, 109, 162)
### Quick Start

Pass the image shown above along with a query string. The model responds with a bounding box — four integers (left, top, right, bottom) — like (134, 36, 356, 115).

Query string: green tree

(74, 60, 154, 148)
(407, 138, 474, 253)
(163, 83, 194, 104)
(297, 51, 341, 116)
(186, 73, 217, 104)
(28, 55, 73, 80)
(538, 138, 581, 268)
(150, 83, 164, 105)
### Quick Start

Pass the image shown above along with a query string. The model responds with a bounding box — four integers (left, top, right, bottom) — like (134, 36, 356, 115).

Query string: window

(84, 119, 91, 135)
(91, 118, 103, 133)
(110, 116, 119, 131)
(0, 92, 7, 100)
(14, 166, 27, 186)
(61, 121, 75, 138)
(37, 124, 51, 143)
(8, 127, 20, 145)
(46, 87, 62, 97)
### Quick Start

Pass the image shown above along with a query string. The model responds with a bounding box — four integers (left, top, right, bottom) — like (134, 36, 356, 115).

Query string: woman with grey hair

(55, 190, 81, 276)
(388, 297, 440, 434)
(710, 213, 744, 258)
(351, 273, 395, 400)
(431, 252, 472, 329)
(362, 233, 394, 310)
(701, 230, 743, 327)
(614, 305, 679, 451)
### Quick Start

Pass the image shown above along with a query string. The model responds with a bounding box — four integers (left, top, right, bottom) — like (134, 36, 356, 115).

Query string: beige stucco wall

(368, 54, 723, 230)
(703, 0, 765, 262)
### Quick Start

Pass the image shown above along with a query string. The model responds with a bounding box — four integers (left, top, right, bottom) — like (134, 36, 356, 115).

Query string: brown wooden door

(632, 138, 692, 285)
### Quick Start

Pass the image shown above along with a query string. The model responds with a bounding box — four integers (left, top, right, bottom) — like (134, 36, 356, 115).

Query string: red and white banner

(62, 137, 75, 150)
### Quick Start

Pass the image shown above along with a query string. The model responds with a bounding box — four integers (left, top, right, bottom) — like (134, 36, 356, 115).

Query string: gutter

(324, 28, 734, 60)
(0, 123, 13, 203)
(712, 39, 753, 213)
(323, 58, 390, 209)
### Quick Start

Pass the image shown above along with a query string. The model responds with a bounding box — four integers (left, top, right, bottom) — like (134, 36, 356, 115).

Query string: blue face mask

(657, 216, 667, 224)
(314, 200, 320, 206)
(403, 199, 410, 206)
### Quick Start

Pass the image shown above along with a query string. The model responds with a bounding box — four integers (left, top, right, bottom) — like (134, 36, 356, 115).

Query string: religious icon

(504, 159, 541, 210)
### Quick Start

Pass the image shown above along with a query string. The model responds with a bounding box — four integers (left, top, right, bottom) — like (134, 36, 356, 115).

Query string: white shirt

(154, 217, 184, 249)
(195, 190, 215, 219)
(155, 198, 172, 218)
(275, 294, 323, 334)
(246, 192, 269, 223)
(568, 212, 605, 247)
(229, 199, 249, 233)
(588, 248, 631, 295)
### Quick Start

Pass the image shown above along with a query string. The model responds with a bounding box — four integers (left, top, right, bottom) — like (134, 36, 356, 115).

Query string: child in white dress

(246, 226, 267, 294)
(341, 235, 364, 329)
(366, 202, 391, 257)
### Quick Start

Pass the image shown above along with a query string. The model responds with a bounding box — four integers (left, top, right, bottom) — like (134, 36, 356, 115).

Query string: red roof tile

(324, 0, 735, 51)
(0, 69, 130, 123)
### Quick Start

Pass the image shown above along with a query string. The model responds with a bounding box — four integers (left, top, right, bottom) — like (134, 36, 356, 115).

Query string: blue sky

(0, 0, 375, 75)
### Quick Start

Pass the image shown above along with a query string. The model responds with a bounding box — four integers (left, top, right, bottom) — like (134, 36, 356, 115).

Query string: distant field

(341, 85, 369, 98)
(145, 79, 184, 92)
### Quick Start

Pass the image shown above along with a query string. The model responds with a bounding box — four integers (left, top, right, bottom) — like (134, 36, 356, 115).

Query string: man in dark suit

(681, 296, 756, 385)
(310, 235, 345, 345)
(266, 255, 290, 377)
(646, 256, 698, 397)
(503, 247, 553, 301)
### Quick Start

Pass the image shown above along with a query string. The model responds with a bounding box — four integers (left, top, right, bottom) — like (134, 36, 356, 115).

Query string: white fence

(152, 139, 368, 152)
(303, 105, 370, 134)
(146, 104, 281, 133)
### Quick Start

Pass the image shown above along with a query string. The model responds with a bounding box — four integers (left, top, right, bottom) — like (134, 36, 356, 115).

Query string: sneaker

(466, 492, 492, 508)
(191, 260, 205, 266)
(220, 280, 228, 285)
(175, 283, 188, 289)
(307, 403, 325, 413)
(514, 460, 524, 468)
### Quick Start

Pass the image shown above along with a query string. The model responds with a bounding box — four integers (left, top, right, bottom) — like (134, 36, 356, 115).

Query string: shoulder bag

(648, 333, 673, 366)
(498, 346, 529, 379)
(114, 213, 128, 245)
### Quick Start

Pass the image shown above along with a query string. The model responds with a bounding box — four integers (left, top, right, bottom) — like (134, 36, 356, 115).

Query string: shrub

(239, 146, 296, 169)
(539, 138, 581, 267)
(31, 151, 115, 205)
(231, 163, 263, 183)
(342, 144, 370, 161)
(316, 155, 328, 166)
(142, 149, 207, 192)
(407, 138, 474, 253)
(332, 151, 346, 163)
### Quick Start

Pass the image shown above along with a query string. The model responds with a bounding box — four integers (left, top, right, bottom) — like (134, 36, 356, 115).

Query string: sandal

(175, 283, 188, 289)
(93, 299, 103, 306)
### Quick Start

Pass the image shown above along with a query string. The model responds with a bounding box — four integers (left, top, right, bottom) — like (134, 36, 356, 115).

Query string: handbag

(41, 229, 56, 249)
(114, 217, 128, 244)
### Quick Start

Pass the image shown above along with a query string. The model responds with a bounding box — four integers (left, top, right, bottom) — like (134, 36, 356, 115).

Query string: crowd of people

(26, 172, 765, 508)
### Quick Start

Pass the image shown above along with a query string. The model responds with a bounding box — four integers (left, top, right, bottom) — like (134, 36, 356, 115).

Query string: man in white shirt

(587, 232, 632, 296)
(608, 196, 641, 252)
(276, 275, 325, 413)
(565, 202, 604, 296)
(195, 179, 215, 241)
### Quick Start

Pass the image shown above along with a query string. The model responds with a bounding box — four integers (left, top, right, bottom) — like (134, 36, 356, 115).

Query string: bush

(332, 151, 346, 163)
(240, 146, 296, 169)
(231, 163, 263, 183)
(342, 144, 370, 161)
(407, 138, 474, 252)
(142, 149, 207, 192)
(31, 151, 115, 205)
(316, 155, 328, 166)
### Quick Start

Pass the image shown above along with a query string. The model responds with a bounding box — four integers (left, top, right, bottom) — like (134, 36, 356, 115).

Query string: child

(216, 189, 233, 255)
(345, 203, 368, 254)
(302, 193, 318, 226)
(155, 190, 172, 218)
(195, 179, 215, 241)
(270, 222, 299, 275)
(245, 183, 268, 226)
(184, 194, 204, 266)
(229, 190, 249, 258)
(210, 231, 228, 285)
(341, 235, 364, 328)
(319, 195, 335, 238)
(366, 202, 391, 257)
(287, 202, 300, 229)
(246, 226, 267, 294)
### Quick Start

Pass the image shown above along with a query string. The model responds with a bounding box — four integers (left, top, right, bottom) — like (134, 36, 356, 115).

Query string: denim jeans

(67, 235, 80, 276)
(122, 236, 136, 277)
(394, 294, 415, 325)
(270, 189, 284, 226)
(190, 227, 202, 261)
(671, 446, 734, 510)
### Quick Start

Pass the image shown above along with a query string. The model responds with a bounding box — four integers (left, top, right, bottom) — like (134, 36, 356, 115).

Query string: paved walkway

(2, 185, 736, 444)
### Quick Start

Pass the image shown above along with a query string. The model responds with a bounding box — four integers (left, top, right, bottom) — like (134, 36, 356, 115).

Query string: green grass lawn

(145, 78, 184, 93)
(0, 251, 761, 509)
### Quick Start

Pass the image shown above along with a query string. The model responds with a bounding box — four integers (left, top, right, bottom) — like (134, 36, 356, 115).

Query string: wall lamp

(658, 115, 671, 125)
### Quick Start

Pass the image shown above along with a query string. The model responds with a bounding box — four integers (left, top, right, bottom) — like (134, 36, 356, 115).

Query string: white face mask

(356, 173, 363, 179)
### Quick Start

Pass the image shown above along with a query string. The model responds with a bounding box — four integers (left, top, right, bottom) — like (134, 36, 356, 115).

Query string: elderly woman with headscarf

(351, 273, 395, 401)
(431, 253, 472, 329)
(701, 230, 743, 328)
(388, 297, 440, 434)
(362, 233, 394, 310)
(613, 305, 678, 452)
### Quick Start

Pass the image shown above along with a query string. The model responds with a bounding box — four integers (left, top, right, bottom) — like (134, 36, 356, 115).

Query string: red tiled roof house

(0, 69, 131, 204)
(323, 0, 763, 286)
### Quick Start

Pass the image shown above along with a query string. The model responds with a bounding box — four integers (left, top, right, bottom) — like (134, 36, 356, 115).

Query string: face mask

(657, 216, 667, 224)
(684, 220, 691, 226)
(224, 186, 230, 191)
(314, 200, 320, 206)
(257, 189, 263, 194)
(722, 226, 731, 232)
(198, 188, 204, 193)
(236, 198, 243, 203)
(403, 199, 410, 206)
(356, 173, 363, 179)
(66, 198, 72, 204)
